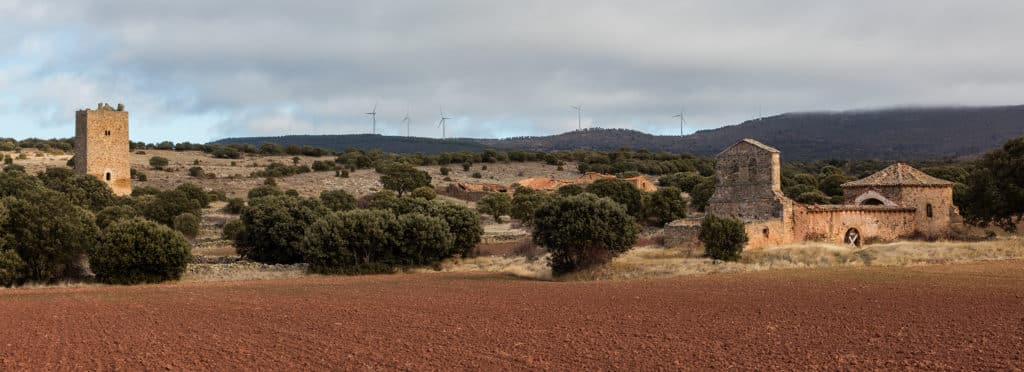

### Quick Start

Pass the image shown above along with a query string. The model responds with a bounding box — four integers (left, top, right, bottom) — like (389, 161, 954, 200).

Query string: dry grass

(182, 262, 309, 283)
(421, 255, 554, 280)
(434, 238, 1024, 282)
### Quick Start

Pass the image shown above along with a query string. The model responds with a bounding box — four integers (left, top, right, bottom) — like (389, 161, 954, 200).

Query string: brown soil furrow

(1, 261, 1023, 370)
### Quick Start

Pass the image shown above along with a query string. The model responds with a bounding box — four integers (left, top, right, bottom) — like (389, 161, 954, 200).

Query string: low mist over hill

(213, 106, 1024, 160)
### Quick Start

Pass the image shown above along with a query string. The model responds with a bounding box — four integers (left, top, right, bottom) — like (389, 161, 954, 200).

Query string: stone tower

(74, 103, 131, 196)
(706, 138, 788, 220)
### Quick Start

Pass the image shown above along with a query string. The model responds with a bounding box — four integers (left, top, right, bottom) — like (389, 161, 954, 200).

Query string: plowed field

(2, 261, 1023, 370)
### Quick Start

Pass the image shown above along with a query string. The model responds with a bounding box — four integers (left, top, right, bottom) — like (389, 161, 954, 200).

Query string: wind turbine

(365, 103, 378, 134)
(570, 105, 583, 130)
(672, 109, 687, 136)
(402, 109, 412, 137)
(438, 108, 452, 139)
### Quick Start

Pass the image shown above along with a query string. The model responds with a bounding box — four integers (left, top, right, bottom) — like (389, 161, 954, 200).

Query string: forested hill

(211, 134, 488, 154)
(673, 105, 1024, 160)
(212, 105, 1024, 160)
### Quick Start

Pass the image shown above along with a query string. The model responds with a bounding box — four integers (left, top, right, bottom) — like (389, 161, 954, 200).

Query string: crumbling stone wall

(664, 219, 702, 249)
(74, 104, 131, 196)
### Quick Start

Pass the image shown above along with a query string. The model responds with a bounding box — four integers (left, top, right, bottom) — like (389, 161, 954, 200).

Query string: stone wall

(707, 141, 787, 220)
(743, 219, 792, 249)
(75, 107, 131, 196)
(664, 218, 703, 251)
(792, 205, 917, 245)
(844, 185, 957, 238)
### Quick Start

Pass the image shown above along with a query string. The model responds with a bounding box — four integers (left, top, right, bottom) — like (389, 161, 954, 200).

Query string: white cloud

(2, 0, 1024, 142)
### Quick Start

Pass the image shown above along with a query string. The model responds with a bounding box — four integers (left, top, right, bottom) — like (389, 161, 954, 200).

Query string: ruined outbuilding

(74, 103, 131, 196)
(676, 138, 961, 249)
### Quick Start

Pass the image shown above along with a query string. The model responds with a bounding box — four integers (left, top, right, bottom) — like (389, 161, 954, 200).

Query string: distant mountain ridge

(212, 105, 1024, 160)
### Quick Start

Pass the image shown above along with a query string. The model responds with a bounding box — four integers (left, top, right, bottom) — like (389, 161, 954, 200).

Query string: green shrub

(616, 171, 641, 179)
(149, 156, 169, 170)
(645, 186, 687, 225)
(477, 192, 512, 222)
(211, 146, 242, 159)
(302, 209, 399, 274)
(247, 185, 283, 200)
(439, 166, 450, 176)
(224, 198, 246, 214)
(818, 173, 850, 197)
(431, 202, 483, 257)
(175, 183, 210, 208)
(173, 213, 201, 239)
(255, 162, 311, 178)
(959, 137, 1024, 231)
(136, 173, 148, 182)
(131, 186, 161, 197)
(794, 190, 831, 205)
(510, 189, 551, 225)
(690, 177, 717, 212)
(462, 162, 471, 171)
(139, 190, 202, 226)
(393, 213, 454, 265)
(236, 195, 326, 264)
(556, 184, 584, 197)
(471, 172, 482, 179)
(302, 209, 456, 274)
(188, 166, 204, 178)
(38, 168, 116, 212)
(532, 194, 639, 276)
(311, 160, 335, 172)
(0, 249, 25, 287)
(221, 219, 245, 241)
(90, 219, 191, 285)
(320, 189, 356, 211)
(2, 156, 11, 165)
(699, 214, 748, 261)
(586, 178, 644, 218)
(410, 186, 437, 200)
(368, 197, 483, 257)
(96, 205, 141, 229)
(0, 187, 100, 282)
(207, 189, 227, 202)
(380, 163, 431, 196)
(658, 172, 706, 193)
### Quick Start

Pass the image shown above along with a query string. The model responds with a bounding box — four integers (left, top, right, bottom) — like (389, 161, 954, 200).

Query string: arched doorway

(844, 228, 862, 247)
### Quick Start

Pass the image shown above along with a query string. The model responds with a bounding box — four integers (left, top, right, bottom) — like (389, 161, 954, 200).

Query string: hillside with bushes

(209, 105, 1024, 161)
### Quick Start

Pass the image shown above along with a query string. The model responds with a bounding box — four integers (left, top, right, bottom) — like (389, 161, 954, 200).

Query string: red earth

(2, 261, 1023, 370)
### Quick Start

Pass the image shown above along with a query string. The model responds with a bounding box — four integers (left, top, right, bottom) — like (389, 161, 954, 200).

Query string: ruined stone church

(705, 139, 960, 248)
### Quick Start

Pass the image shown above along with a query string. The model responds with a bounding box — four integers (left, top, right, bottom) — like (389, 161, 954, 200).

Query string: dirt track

(2, 261, 1023, 370)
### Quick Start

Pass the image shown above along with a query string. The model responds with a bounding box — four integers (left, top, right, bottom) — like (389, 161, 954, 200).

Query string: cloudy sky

(2, 1, 1023, 143)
